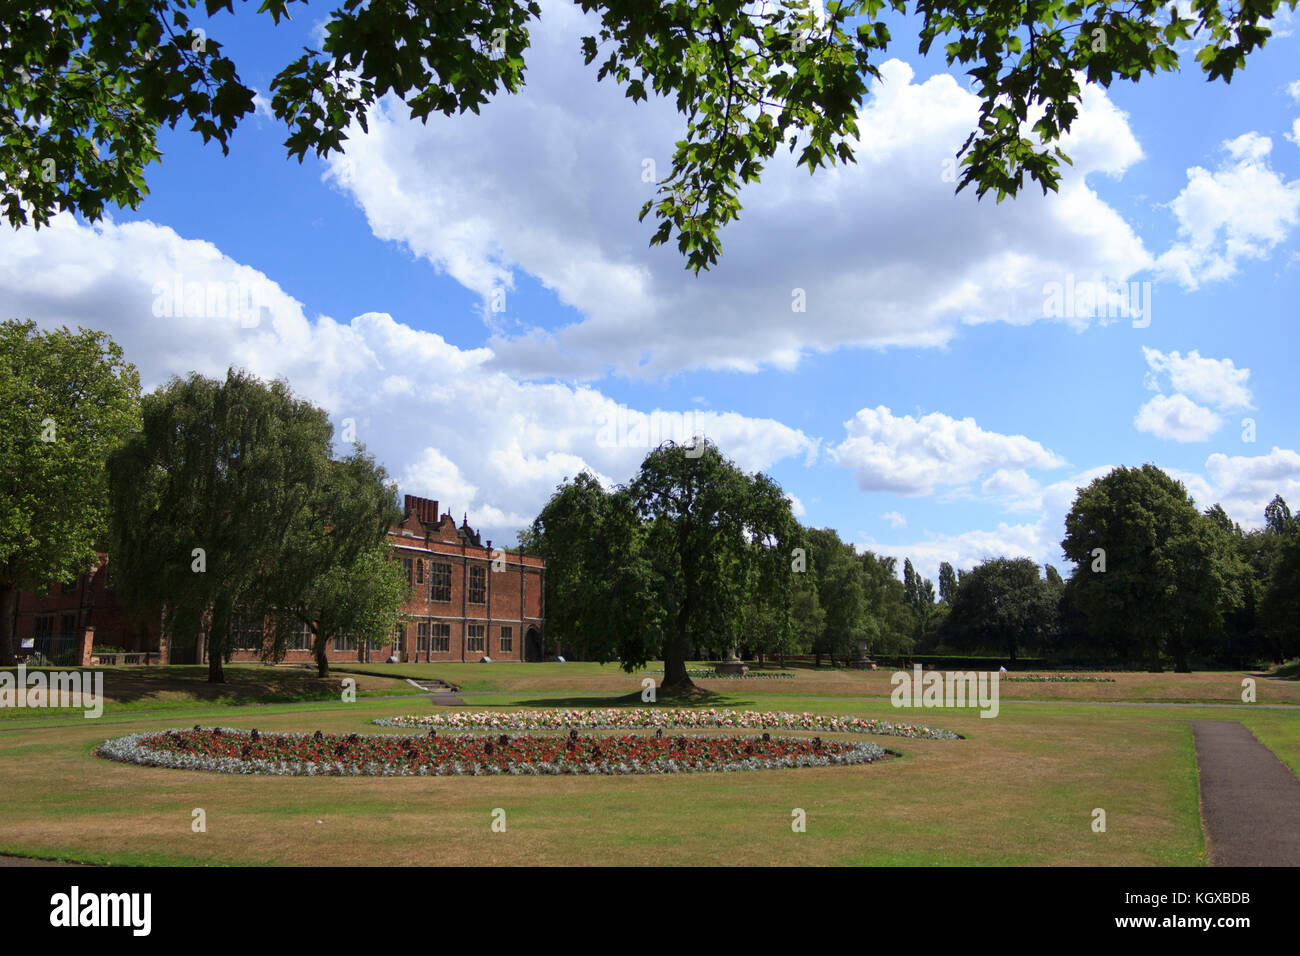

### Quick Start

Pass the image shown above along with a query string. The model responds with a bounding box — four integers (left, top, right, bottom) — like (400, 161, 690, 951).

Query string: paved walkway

(428, 693, 467, 706)
(1193, 720, 1300, 866)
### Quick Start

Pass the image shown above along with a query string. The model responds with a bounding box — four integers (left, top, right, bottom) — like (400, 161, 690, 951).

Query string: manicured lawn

(7, 664, 1296, 865)
(332, 659, 661, 694)
(332, 660, 1300, 705)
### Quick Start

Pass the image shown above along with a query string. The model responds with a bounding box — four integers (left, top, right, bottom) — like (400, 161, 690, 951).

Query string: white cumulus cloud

(1156, 133, 1300, 288)
(882, 511, 907, 529)
(1134, 393, 1224, 442)
(1141, 347, 1253, 410)
(0, 214, 816, 546)
(319, 0, 1156, 378)
(832, 406, 1066, 497)
(1204, 447, 1300, 523)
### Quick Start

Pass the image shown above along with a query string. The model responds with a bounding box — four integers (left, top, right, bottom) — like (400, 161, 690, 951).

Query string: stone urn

(715, 647, 749, 675)
(851, 639, 874, 670)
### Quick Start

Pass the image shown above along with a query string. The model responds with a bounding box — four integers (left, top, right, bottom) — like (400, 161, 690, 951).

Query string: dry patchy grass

(333, 661, 1300, 706)
(3, 687, 1275, 866)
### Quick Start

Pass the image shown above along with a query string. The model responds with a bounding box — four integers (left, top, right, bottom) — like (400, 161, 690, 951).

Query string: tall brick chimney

(403, 495, 440, 525)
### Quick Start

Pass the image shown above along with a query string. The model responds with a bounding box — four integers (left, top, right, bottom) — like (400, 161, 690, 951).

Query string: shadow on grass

(0, 663, 415, 709)
(1263, 659, 1300, 680)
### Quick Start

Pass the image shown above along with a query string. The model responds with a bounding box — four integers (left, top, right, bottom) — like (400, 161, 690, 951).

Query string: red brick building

(10, 494, 546, 665)
(9, 553, 153, 665)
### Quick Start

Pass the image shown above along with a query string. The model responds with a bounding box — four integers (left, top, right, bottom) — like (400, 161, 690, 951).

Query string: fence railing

(32, 635, 79, 666)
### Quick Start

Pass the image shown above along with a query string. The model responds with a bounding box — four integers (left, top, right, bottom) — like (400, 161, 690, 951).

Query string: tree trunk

(207, 603, 228, 683)
(0, 582, 18, 666)
(1169, 627, 1191, 673)
(660, 636, 697, 694)
(660, 602, 696, 696)
(314, 627, 330, 678)
(1146, 635, 1162, 673)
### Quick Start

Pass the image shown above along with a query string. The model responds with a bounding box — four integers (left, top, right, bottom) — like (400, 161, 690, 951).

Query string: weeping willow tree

(107, 368, 332, 682)
(259, 449, 409, 678)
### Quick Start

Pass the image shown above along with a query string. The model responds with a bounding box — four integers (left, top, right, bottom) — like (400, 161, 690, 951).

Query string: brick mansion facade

(10, 494, 546, 665)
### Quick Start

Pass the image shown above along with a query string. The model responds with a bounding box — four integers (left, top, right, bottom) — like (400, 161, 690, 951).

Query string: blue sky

(4, 1, 1299, 581)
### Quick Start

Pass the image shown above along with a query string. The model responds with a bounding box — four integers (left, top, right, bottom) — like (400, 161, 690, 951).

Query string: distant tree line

(8, 320, 1293, 679)
(529, 456, 1299, 679)
(925, 467, 1299, 671)
(525, 445, 1029, 685)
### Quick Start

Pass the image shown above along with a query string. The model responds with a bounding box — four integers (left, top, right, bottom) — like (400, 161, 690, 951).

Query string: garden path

(1192, 720, 1300, 866)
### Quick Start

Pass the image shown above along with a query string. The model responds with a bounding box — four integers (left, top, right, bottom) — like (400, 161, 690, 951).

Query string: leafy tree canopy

(0, 319, 141, 664)
(1264, 494, 1295, 535)
(106, 367, 334, 682)
(1061, 464, 1240, 671)
(938, 560, 958, 604)
(3, 0, 1292, 271)
(806, 527, 869, 659)
(259, 446, 407, 676)
(943, 555, 1054, 662)
(1259, 528, 1300, 659)
(529, 440, 801, 693)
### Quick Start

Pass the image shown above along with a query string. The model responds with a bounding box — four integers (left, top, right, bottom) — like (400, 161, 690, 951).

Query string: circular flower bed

(373, 708, 961, 740)
(97, 727, 888, 776)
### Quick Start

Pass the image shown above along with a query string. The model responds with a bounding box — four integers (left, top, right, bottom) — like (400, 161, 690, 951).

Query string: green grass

(2, 665, 1297, 866)
(328, 660, 1300, 705)
(329, 659, 660, 692)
